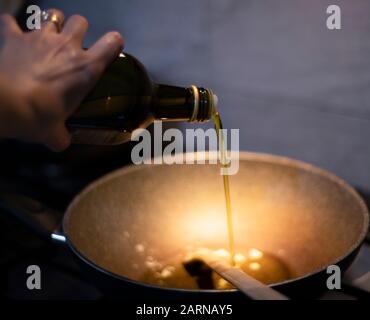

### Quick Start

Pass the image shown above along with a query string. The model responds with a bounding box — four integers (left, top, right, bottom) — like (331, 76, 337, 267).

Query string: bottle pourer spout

(189, 85, 218, 122)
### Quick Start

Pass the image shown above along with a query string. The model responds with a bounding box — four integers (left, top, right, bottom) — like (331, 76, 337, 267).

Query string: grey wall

(40, 0, 370, 189)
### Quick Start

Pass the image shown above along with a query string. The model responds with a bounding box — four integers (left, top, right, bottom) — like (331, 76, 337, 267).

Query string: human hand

(0, 9, 124, 151)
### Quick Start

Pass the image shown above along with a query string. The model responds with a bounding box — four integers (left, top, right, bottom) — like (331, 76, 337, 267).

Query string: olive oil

(87, 53, 295, 289)
(213, 111, 236, 266)
(141, 248, 292, 289)
(139, 111, 294, 289)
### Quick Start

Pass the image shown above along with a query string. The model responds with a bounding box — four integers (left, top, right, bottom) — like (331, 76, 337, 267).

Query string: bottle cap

(189, 86, 217, 122)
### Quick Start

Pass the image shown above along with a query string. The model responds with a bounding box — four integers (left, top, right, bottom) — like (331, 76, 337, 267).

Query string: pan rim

(63, 151, 369, 294)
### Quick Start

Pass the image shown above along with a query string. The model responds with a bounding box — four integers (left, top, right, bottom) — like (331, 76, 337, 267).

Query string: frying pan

(0, 152, 368, 300)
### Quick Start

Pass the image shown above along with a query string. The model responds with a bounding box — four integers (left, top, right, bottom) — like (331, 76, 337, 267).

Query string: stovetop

(0, 141, 369, 300)
(0, 187, 369, 300)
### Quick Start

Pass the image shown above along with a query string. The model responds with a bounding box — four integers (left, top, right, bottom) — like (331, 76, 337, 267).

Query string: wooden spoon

(184, 248, 289, 300)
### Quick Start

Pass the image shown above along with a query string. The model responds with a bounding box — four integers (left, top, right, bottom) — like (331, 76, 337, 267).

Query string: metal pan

(1, 152, 368, 299)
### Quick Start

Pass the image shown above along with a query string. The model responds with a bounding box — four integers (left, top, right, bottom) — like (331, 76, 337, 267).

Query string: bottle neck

(153, 84, 216, 123)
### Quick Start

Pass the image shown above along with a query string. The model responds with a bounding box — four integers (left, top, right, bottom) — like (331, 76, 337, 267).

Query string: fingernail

(109, 31, 124, 47)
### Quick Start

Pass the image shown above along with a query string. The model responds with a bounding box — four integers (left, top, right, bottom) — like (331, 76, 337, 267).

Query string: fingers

(62, 14, 89, 45)
(88, 31, 124, 71)
(41, 8, 65, 33)
(0, 14, 22, 36)
(44, 123, 71, 152)
(63, 31, 123, 109)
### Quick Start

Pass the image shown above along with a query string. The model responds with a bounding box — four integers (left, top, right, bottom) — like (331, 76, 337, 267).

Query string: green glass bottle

(67, 53, 217, 145)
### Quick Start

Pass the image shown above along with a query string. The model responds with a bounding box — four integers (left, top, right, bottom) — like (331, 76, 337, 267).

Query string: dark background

(36, 0, 370, 191)
(0, 0, 369, 300)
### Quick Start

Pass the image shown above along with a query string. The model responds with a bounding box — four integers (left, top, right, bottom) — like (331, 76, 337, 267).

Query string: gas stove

(1, 217, 369, 300)
(0, 189, 369, 300)
(0, 141, 369, 300)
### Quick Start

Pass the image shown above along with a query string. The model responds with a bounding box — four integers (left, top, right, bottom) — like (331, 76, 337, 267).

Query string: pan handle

(0, 193, 66, 244)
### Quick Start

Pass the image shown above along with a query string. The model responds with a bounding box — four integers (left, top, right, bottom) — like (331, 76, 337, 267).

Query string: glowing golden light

(248, 248, 263, 260)
(234, 253, 247, 264)
(135, 243, 145, 253)
(180, 207, 228, 242)
(160, 266, 175, 278)
(214, 248, 230, 259)
(249, 262, 261, 271)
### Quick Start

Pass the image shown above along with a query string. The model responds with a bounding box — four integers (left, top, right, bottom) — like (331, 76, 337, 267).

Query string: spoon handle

(198, 249, 289, 300)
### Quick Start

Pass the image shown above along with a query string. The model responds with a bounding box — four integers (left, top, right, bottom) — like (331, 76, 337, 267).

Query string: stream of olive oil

(212, 112, 236, 266)
(140, 110, 294, 289)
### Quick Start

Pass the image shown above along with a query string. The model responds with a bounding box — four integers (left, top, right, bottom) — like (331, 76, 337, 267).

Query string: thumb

(45, 122, 71, 152)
